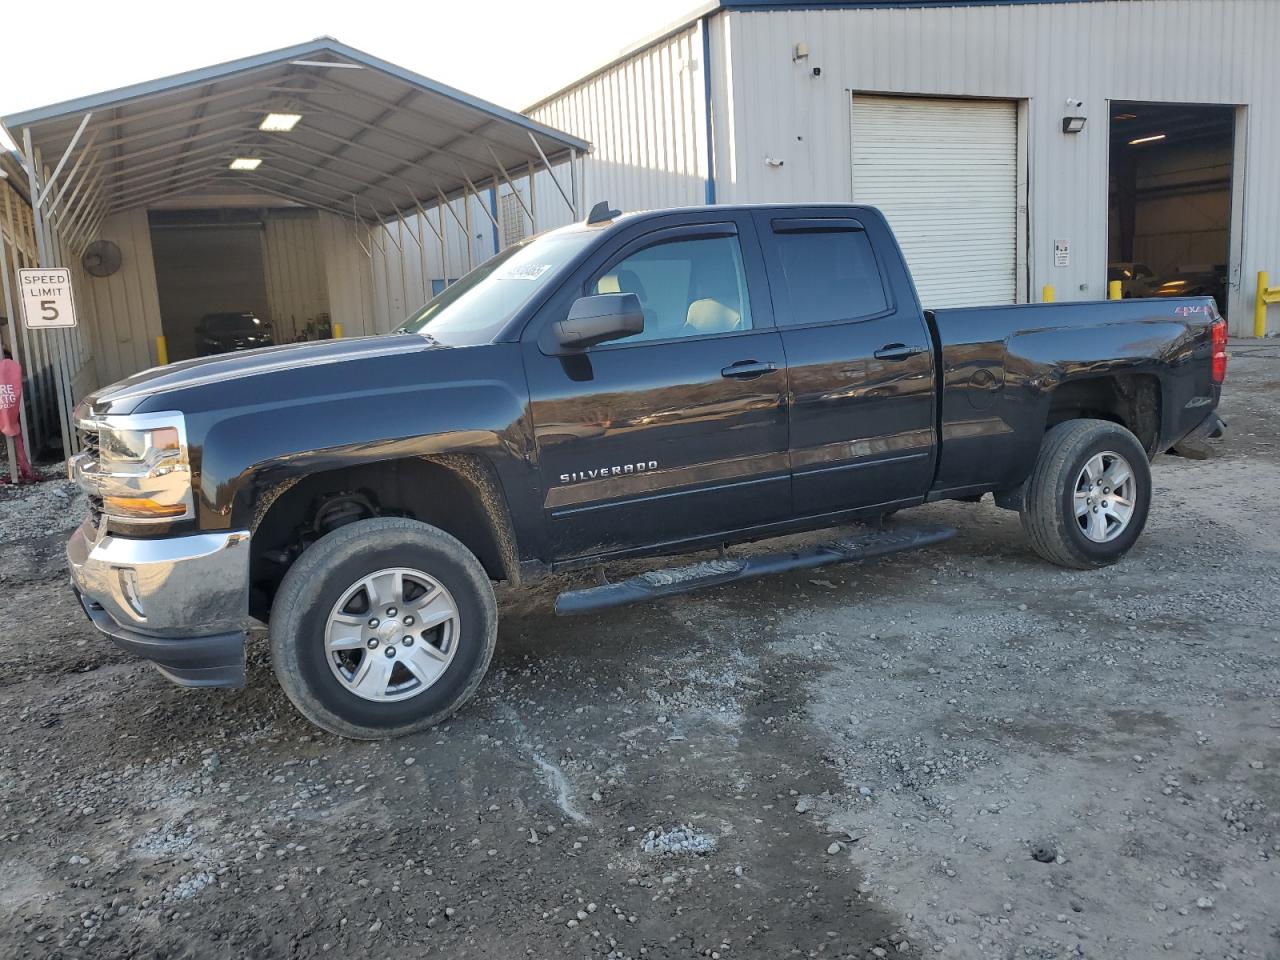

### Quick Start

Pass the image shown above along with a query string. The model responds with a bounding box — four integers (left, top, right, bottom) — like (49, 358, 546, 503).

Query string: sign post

(17, 267, 78, 329)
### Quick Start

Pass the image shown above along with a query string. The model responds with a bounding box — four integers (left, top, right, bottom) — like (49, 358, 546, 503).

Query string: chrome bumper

(67, 520, 251, 687)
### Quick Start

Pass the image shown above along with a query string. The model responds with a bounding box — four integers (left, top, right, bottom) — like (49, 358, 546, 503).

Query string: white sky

(0, 0, 698, 151)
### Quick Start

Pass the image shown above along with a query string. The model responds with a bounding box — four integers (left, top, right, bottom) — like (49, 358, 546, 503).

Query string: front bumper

(67, 520, 251, 687)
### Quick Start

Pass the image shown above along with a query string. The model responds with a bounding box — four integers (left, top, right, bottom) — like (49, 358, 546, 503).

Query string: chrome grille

(77, 421, 100, 460)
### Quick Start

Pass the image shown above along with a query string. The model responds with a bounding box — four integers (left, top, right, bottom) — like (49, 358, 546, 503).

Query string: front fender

(177, 345, 535, 533)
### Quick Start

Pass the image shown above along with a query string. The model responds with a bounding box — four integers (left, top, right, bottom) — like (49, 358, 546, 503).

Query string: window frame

(762, 216, 898, 330)
(578, 222, 761, 352)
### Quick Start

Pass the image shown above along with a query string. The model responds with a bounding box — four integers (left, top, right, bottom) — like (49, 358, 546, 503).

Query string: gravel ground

(0, 343, 1277, 960)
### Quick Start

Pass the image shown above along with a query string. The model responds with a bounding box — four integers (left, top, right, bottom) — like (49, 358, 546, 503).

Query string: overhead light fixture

(229, 157, 262, 170)
(1129, 133, 1167, 145)
(1062, 98, 1086, 134)
(1114, 113, 1137, 121)
(259, 112, 302, 132)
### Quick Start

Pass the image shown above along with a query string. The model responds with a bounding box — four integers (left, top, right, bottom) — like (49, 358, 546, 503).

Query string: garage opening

(150, 208, 331, 361)
(1108, 101, 1236, 315)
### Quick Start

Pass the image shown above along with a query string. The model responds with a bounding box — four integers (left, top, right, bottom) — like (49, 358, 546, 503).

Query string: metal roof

(2, 37, 588, 222)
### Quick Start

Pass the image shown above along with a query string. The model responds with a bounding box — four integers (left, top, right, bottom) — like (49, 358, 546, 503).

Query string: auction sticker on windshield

(17, 267, 77, 329)
(497, 262, 552, 281)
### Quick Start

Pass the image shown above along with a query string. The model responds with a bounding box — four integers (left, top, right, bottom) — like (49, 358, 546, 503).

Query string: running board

(554, 524, 956, 615)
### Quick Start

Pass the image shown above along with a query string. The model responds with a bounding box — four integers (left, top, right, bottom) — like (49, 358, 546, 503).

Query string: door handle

(720, 360, 778, 380)
(874, 343, 928, 361)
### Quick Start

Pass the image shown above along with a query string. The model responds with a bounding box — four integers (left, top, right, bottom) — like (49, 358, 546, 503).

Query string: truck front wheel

(1019, 418, 1152, 569)
(269, 517, 498, 739)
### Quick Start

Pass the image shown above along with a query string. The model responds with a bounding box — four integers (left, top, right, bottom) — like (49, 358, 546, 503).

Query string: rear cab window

(765, 218, 891, 327)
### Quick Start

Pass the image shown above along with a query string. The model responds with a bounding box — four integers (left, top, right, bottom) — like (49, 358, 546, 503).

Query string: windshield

(399, 231, 598, 345)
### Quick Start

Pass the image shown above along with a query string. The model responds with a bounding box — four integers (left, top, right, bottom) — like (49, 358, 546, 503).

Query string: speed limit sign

(17, 267, 77, 329)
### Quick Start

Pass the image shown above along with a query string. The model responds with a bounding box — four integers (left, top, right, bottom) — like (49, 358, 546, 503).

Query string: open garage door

(851, 95, 1019, 308)
(1108, 101, 1235, 318)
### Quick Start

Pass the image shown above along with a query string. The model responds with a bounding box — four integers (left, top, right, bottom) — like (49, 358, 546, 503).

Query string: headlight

(72, 411, 194, 522)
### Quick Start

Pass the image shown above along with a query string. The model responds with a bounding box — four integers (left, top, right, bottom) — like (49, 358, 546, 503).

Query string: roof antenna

(585, 200, 621, 225)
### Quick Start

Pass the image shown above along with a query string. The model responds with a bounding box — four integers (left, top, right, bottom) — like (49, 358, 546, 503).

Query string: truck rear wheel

(269, 517, 497, 739)
(1019, 418, 1151, 569)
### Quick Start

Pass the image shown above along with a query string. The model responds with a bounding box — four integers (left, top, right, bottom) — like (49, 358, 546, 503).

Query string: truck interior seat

(684, 298, 743, 334)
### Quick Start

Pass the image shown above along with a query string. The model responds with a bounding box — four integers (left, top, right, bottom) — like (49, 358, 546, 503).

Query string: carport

(0, 38, 588, 458)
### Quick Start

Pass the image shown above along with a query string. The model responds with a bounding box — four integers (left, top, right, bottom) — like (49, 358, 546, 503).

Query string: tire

(1019, 418, 1152, 570)
(269, 517, 497, 739)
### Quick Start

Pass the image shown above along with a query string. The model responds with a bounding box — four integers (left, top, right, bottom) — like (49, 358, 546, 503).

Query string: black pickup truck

(67, 203, 1227, 739)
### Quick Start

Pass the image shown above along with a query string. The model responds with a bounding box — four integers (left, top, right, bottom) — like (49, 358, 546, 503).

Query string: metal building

(527, 0, 1279, 336)
(0, 38, 585, 457)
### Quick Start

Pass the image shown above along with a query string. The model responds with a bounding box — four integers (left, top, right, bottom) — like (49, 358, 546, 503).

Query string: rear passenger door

(752, 209, 937, 518)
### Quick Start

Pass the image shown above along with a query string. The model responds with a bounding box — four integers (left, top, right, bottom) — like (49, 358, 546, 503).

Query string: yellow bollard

(1257, 271, 1274, 339)
(332, 322, 344, 340)
(1042, 284, 1055, 303)
(155, 336, 168, 366)
(1108, 280, 1122, 300)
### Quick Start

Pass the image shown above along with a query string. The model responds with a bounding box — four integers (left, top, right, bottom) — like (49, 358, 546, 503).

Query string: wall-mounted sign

(17, 267, 77, 329)
(1054, 240, 1070, 268)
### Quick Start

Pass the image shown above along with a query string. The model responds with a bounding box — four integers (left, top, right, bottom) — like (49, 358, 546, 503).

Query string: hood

(82, 334, 437, 416)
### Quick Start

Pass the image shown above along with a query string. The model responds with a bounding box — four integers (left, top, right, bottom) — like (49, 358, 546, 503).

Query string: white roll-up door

(851, 95, 1018, 308)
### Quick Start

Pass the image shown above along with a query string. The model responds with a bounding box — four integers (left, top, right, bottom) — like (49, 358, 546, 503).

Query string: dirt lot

(1, 345, 1277, 960)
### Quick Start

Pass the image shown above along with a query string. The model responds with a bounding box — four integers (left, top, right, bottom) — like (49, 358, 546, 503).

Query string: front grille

(77, 422, 100, 460)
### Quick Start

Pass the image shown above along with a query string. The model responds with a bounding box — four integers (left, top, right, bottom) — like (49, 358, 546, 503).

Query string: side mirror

(553, 293, 643, 350)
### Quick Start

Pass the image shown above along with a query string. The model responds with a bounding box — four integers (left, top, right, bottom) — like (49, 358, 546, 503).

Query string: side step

(554, 524, 955, 616)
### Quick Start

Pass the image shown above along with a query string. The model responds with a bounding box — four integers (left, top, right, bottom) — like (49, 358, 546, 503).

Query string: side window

(771, 226, 889, 326)
(591, 234, 754, 344)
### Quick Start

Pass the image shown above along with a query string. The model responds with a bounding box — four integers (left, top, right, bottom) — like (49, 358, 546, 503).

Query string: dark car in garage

(195, 312, 274, 356)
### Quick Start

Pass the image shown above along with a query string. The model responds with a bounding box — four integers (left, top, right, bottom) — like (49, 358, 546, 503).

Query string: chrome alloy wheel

(1073, 451, 1137, 543)
(325, 567, 459, 702)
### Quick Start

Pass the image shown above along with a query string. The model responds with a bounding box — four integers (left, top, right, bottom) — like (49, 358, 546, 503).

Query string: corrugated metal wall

(316, 211, 376, 338)
(528, 23, 710, 217)
(368, 193, 497, 331)
(75, 209, 164, 391)
(262, 211, 330, 343)
(717, 0, 1278, 332)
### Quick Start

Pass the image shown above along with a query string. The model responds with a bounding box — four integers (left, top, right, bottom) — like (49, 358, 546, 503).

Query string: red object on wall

(0, 358, 22, 437)
(0, 357, 35, 483)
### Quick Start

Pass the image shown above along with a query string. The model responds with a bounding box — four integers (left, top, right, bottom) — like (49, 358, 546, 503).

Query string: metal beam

(528, 131, 575, 216)
(90, 138, 238, 192)
(46, 132, 100, 216)
(96, 119, 257, 170)
(485, 144, 535, 226)
(37, 112, 93, 207)
(108, 161, 229, 207)
(278, 76, 544, 164)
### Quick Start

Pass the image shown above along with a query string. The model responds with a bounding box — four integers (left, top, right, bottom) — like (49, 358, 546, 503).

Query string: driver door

(521, 213, 791, 562)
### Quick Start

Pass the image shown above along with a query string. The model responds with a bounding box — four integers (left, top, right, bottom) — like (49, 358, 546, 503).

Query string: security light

(1061, 116, 1086, 134)
(259, 113, 302, 132)
(1129, 133, 1167, 145)
(229, 157, 263, 170)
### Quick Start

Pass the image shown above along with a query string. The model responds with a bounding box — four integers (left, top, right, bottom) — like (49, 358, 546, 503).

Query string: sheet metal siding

(77, 209, 164, 389)
(528, 25, 708, 215)
(316, 212, 376, 338)
(369, 193, 494, 330)
(262, 214, 330, 343)
(720, 0, 1279, 331)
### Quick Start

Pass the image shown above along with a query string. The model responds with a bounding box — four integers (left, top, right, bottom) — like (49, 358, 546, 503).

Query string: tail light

(1211, 319, 1228, 384)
